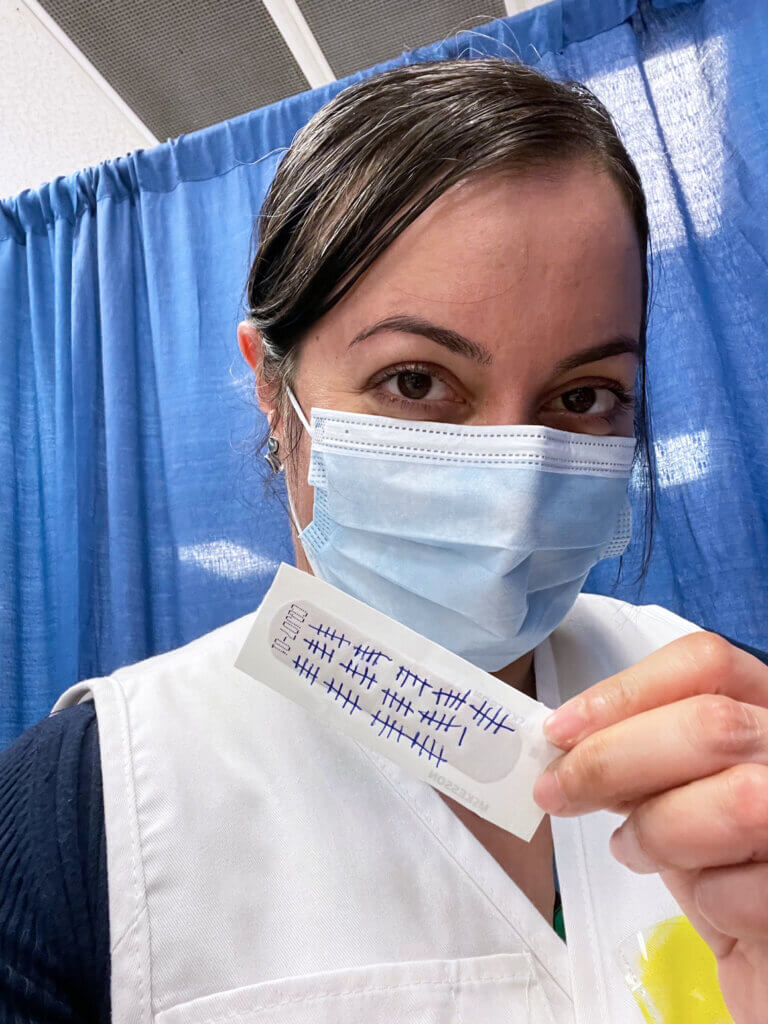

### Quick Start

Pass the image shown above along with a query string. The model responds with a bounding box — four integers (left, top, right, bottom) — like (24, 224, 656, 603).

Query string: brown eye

(397, 370, 432, 399)
(377, 363, 456, 407)
(561, 387, 597, 413)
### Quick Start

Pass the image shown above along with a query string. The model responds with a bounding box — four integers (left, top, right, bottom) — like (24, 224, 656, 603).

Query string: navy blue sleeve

(0, 702, 110, 1024)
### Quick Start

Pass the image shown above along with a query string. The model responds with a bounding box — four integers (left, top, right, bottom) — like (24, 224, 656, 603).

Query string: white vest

(52, 591, 701, 1024)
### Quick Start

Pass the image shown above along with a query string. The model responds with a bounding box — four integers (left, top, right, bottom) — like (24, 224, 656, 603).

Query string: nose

(470, 392, 532, 427)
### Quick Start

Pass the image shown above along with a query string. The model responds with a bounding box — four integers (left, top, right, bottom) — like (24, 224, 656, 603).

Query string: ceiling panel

(298, 0, 507, 79)
(36, 0, 311, 139)
(33, 0, 521, 142)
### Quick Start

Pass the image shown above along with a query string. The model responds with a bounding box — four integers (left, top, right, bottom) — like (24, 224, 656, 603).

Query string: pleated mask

(285, 386, 635, 672)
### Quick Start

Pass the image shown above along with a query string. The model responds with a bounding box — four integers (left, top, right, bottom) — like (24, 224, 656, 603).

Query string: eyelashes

(368, 361, 460, 409)
(551, 385, 634, 414)
(366, 361, 635, 421)
(605, 386, 633, 407)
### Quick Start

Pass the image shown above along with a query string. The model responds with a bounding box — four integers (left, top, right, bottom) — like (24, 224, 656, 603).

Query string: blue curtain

(1, 0, 766, 747)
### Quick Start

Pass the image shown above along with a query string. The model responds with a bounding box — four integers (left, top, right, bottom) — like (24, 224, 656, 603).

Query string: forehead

(310, 161, 643, 362)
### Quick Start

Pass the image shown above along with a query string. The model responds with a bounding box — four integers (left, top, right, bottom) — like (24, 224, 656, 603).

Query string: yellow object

(617, 915, 734, 1023)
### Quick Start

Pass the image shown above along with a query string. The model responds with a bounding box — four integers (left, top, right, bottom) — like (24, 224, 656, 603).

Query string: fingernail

(609, 825, 655, 874)
(533, 770, 566, 814)
(543, 699, 587, 747)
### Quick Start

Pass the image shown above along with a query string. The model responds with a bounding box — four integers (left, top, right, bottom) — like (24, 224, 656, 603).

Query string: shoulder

(570, 591, 702, 646)
(0, 703, 103, 907)
(548, 592, 703, 701)
(0, 700, 105, 880)
(570, 593, 768, 665)
(0, 704, 110, 1021)
(51, 611, 259, 717)
(0, 699, 100, 781)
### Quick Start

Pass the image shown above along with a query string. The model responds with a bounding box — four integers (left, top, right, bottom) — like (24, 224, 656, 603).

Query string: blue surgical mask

(284, 387, 635, 671)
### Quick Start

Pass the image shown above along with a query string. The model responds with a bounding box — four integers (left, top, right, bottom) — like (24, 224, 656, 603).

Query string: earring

(264, 435, 283, 473)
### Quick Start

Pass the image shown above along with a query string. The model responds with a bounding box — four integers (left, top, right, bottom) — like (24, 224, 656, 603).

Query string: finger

(608, 763, 768, 874)
(543, 632, 768, 749)
(534, 694, 768, 815)
(659, 868, 734, 958)
(694, 861, 768, 938)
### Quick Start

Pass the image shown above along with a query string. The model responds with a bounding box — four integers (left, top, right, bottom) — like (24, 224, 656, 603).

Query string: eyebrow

(347, 315, 494, 366)
(551, 337, 641, 376)
(347, 314, 640, 374)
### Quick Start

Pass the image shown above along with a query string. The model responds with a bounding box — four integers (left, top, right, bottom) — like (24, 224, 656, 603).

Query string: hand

(533, 631, 768, 1024)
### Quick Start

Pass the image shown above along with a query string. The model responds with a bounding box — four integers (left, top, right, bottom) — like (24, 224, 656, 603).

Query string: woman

(1, 58, 766, 1024)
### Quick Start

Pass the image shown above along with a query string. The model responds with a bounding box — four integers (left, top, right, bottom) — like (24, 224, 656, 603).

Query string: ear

(237, 320, 278, 422)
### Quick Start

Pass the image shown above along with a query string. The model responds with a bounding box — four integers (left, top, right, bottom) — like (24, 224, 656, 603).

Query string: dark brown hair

(243, 57, 655, 581)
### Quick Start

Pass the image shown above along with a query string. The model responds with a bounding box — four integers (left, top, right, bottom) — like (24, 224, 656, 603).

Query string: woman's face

(239, 160, 643, 551)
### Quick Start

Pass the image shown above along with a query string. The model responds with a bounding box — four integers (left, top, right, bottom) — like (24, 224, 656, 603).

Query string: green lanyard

(553, 890, 566, 941)
(553, 852, 566, 941)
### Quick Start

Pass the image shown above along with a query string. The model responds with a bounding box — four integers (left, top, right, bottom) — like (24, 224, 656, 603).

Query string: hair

(243, 57, 655, 583)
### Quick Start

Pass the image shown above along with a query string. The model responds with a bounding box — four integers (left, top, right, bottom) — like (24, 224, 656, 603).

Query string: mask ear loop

(282, 386, 312, 536)
(286, 385, 312, 434)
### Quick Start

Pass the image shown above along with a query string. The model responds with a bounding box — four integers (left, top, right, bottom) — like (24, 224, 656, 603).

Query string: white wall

(504, 0, 548, 12)
(0, 0, 156, 202)
(0, 0, 551, 204)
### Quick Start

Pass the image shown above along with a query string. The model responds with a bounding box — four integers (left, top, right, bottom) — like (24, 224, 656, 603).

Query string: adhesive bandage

(234, 563, 561, 840)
